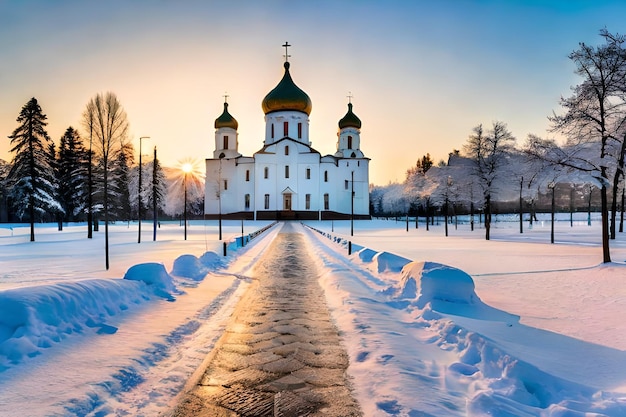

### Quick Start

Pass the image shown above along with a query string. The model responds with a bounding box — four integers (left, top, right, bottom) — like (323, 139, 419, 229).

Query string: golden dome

(214, 102, 238, 130)
(338, 103, 361, 129)
(262, 62, 312, 115)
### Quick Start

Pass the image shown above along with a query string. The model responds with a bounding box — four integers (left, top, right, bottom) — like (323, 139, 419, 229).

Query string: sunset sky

(1, 0, 626, 185)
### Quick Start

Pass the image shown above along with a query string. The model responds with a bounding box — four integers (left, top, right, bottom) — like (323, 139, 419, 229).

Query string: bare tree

(82, 92, 129, 270)
(463, 121, 516, 240)
(547, 29, 626, 262)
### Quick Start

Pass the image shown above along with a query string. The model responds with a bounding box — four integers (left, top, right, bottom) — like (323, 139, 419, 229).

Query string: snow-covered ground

(1, 215, 626, 416)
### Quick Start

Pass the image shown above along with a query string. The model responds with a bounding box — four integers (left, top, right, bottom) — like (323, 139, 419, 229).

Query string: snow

(2, 216, 626, 416)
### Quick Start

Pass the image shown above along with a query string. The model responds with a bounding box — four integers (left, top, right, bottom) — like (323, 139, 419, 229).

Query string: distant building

(204, 45, 370, 221)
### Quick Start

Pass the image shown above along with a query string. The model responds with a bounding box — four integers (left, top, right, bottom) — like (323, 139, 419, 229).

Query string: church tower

(335, 101, 364, 158)
(261, 44, 312, 146)
(213, 100, 241, 159)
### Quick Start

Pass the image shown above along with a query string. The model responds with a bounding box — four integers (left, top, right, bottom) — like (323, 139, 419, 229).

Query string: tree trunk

(620, 185, 625, 233)
(470, 201, 475, 231)
(104, 157, 110, 270)
(601, 171, 611, 263)
(519, 180, 523, 234)
(484, 193, 491, 240)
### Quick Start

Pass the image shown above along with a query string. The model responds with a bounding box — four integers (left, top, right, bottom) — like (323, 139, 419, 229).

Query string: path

(169, 223, 362, 416)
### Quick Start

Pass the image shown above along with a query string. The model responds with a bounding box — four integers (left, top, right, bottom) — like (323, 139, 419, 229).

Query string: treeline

(0, 94, 205, 243)
(370, 29, 626, 263)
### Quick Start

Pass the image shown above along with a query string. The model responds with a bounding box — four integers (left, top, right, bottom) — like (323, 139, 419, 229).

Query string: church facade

(204, 49, 370, 221)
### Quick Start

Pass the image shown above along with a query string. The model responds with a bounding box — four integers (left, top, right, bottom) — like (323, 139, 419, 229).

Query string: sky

(1, 0, 626, 186)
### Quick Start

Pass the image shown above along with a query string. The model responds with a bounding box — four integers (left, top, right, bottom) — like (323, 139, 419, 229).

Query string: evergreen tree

(149, 148, 166, 220)
(58, 127, 89, 222)
(112, 141, 133, 221)
(7, 97, 62, 241)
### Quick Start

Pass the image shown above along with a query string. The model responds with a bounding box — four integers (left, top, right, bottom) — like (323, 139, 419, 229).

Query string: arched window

(347, 135, 352, 149)
(245, 194, 250, 209)
(223, 135, 229, 149)
(298, 122, 302, 139)
(285, 146, 289, 155)
(271, 123, 275, 139)
(264, 167, 269, 179)
(323, 193, 329, 210)
(264, 194, 270, 209)
(245, 170, 250, 181)
(283, 121, 288, 136)
(324, 171, 328, 182)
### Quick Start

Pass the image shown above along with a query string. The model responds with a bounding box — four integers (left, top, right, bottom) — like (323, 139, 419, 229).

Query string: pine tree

(58, 127, 89, 222)
(7, 97, 62, 241)
(112, 141, 134, 221)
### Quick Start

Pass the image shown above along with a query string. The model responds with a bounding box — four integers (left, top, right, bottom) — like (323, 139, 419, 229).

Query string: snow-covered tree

(111, 141, 133, 222)
(163, 165, 204, 218)
(7, 98, 62, 241)
(57, 127, 89, 222)
(546, 29, 626, 262)
(463, 121, 516, 240)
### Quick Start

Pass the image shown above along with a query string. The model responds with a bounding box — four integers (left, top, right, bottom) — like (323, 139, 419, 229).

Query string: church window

(245, 194, 250, 209)
(285, 165, 290, 178)
(283, 121, 288, 136)
(351, 152, 356, 158)
(224, 135, 229, 149)
(264, 194, 270, 209)
(271, 124, 274, 139)
(345, 180, 349, 190)
(246, 170, 250, 181)
(264, 167, 269, 179)
(358, 161, 360, 167)
(305, 194, 311, 209)
(306, 168, 311, 179)
(324, 171, 328, 182)
(324, 193, 329, 210)
(298, 123, 302, 139)
(347, 135, 352, 149)
(224, 179, 228, 190)
(285, 146, 289, 155)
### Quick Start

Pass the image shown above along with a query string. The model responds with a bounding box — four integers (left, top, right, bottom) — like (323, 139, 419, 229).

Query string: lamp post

(138, 136, 150, 243)
(152, 146, 158, 241)
(351, 170, 354, 237)
(219, 154, 224, 241)
(182, 163, 192, 240)
(549, 181, 556, 244)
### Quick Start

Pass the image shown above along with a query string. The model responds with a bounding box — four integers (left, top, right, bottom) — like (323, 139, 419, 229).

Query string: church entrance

(283, 193, 292, 210)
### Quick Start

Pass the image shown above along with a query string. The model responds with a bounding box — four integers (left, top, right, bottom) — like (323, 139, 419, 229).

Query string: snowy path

(170, 222, 361, 416)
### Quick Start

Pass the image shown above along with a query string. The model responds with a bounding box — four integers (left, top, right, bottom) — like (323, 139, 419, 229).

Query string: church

(204, 44, 370, 221)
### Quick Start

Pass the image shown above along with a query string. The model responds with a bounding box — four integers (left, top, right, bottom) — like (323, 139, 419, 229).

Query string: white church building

(204, 46, 370, 221)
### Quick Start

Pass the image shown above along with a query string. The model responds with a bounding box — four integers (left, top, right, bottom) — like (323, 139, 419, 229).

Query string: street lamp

(218, 154, 224, 241)
(182, 162, 192, 240)
(138, 136, 150, 243)
(351, 170, 354, 237)
(549, 181, 556, 244)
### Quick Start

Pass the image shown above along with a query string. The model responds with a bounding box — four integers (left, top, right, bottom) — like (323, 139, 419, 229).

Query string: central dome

(262, 62, 312, 115)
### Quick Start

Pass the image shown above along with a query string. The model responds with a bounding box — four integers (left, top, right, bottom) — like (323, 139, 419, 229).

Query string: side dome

(214, 102, 238, 130)
(338, 102, 361, 129)
(262, 62, 312, 115)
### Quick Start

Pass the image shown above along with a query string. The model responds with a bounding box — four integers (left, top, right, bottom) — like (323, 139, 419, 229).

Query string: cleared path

(169, 223, 361, 416)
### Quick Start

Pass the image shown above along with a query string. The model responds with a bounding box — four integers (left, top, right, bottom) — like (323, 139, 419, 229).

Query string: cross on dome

(223, 92, 229, 103)
(282, 41, 291, 62)
(347, 91, 353, 104)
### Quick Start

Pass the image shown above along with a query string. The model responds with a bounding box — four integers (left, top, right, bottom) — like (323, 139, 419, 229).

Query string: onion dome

(338, 102, 361, 129)
(262, 62, 312, 115)
(214, 102, 238, 129)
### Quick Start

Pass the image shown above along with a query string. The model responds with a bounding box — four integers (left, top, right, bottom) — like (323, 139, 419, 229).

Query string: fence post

(223, 241, 227, 256)
(348, 241, 352, 255)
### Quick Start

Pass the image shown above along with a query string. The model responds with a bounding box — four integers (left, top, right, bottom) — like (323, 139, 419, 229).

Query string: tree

(57, 127, 89, 223)
(463, 121, 516, 240)
(83, 92, 129, 270)
(548, 29, 626, 262)
(7, 98, 62, 241)
(112, 141, 134, 222)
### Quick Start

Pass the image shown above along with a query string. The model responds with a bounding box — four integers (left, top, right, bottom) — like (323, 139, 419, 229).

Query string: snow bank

(390, 261, 519, 322)
(123, 262, 182, 301)
(0, 279, 152, 370)
(172, 254, 208, 281)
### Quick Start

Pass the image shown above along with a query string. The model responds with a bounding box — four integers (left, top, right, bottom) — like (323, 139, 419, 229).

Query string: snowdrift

(0, 253, 221, 371)
(0, 279, 152, 370)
